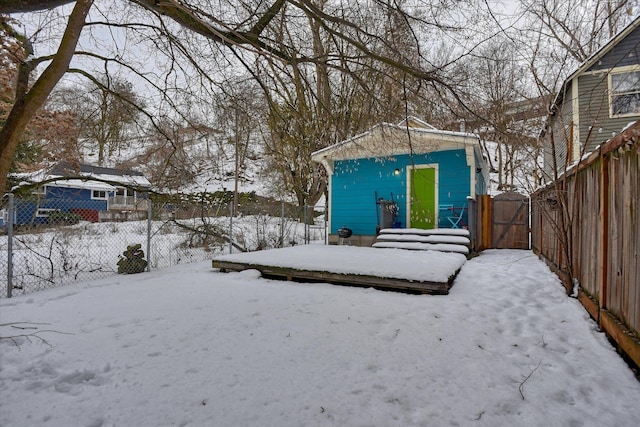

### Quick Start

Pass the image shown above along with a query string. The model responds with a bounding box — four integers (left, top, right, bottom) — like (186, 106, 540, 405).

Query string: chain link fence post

(6, 193, 14, 298)
(229, 203, 233, 254)
(303, 205, 308, 244)
(324, 203, 328, 245)
(280, 202, 285, 248)
(146, 196, 152, 272)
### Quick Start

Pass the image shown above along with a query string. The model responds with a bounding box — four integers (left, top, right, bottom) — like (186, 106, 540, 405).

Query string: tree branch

(0, 322, 73, 347)
(0, 0, 93, 192)
(132, 0, 291, 60)
(0, 0, 75, 13)
(519, 360, 542, 400)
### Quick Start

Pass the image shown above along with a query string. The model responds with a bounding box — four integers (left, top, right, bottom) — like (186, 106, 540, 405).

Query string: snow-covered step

(373, 228, 470, 254)
(378, 227, 470, 237)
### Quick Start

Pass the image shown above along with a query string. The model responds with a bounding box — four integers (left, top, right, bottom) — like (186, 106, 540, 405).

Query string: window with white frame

(91, 190, 108, 200)
(36, 208, 58, 218)
(31, 185, 46, 196)
(610, 69, 640, 117)
(116, 187, 134, 197)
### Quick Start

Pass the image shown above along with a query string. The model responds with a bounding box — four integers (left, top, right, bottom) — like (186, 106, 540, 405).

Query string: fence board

(531, 120, 640, 369)
(608, 156, 624, 320)
(477, 192, 529, 250)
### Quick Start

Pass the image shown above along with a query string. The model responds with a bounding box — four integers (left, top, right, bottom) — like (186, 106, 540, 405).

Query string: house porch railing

(108, 196, 148, 211)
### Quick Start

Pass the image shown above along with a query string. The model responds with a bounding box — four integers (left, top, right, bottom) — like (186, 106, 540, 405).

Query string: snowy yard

(1, 249, 639, 426)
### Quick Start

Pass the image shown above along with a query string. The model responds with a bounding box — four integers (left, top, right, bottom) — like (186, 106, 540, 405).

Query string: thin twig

(1, 322, 51, 327)
(519, 360, 542, 400)
(1, 322, 73, 348)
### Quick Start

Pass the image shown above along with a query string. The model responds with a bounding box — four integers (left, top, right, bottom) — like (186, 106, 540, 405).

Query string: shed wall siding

(330, 149, 471, 235)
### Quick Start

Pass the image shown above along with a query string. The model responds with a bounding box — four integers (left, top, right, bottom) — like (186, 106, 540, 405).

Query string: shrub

(48, 211, 81, 226)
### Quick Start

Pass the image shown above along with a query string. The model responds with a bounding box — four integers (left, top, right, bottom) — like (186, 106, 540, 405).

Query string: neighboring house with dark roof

(542, 17, 640, 180)
(2, 162, 151, 226)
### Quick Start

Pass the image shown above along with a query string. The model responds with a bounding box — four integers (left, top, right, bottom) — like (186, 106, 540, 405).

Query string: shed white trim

(311, 122, 482, 166)
(405, 164, 438, 228)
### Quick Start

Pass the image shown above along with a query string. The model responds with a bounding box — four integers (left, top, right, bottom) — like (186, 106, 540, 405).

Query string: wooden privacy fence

(468, 192, 530, 251)
(531, 121, 640, 369)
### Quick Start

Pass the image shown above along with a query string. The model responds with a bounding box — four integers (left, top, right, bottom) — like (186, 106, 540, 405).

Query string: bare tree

(213, 78, 264, 214)
(0, 0, 92, 191)
(134, 118, 199, 192)
(254, 0, 457, 209)
(520, 0, 636, 63)
(459, 38, 548, 193)
(1, 14, 81, 174)
(517, 0, 639, 284)
(0, 0, 494, 193)
(52, 75, 142, 165)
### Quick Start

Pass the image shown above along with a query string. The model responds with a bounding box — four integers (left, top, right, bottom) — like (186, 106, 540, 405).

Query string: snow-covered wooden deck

(212, 245, 467, 294)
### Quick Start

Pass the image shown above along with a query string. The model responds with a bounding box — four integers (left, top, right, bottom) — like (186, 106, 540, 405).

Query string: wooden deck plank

(212, 259, 455, 295)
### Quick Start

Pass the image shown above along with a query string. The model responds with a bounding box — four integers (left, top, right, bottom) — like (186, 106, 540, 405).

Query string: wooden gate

(475, 192, 530, 250)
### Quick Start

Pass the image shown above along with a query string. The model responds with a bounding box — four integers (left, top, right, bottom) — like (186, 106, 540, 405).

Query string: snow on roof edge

(311, 121, 480, 160)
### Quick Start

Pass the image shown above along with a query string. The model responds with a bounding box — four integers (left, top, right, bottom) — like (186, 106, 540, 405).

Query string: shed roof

(311, 119, 481, 164)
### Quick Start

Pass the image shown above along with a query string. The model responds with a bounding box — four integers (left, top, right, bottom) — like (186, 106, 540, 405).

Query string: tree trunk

(0, 0, 93, 193)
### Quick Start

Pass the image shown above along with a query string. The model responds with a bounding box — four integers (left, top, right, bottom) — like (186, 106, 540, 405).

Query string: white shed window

(610, 70, 640, 117)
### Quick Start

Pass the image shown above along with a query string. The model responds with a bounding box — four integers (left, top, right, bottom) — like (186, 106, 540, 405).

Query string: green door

(409, 167, 437, 229)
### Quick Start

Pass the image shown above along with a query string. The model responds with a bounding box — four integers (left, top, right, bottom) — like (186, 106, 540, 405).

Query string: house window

(91, 190, 108, 200)
(116, 187, 134, 197)
(36, 208, 58, 218)
(610, 70, 640, 117)
(31, 185, 46, 196)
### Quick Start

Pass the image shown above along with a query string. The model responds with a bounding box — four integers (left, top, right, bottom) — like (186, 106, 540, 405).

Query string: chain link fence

(1, 189, 326, 298)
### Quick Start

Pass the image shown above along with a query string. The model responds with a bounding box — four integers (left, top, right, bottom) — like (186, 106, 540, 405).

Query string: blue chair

(438, 205, 453, 228)
(447, 207, 465, 229)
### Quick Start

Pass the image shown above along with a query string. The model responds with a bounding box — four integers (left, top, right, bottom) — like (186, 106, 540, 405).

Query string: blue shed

(311, 118, 489, 245)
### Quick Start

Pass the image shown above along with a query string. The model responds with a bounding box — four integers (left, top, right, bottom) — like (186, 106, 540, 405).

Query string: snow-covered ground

(1, 249, 639, 426)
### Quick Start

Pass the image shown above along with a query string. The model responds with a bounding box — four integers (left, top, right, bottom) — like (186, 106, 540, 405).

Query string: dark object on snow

(337, 226, 353, 245)
(338, 227, 353, 238)
(117, 244, 148, 274)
